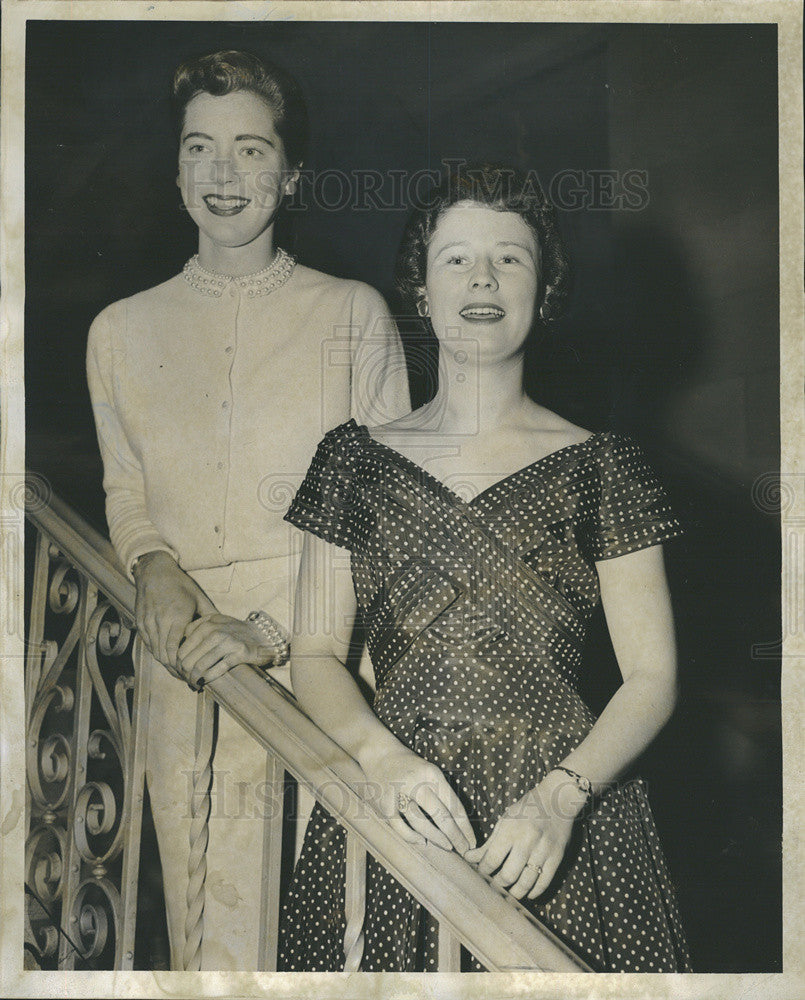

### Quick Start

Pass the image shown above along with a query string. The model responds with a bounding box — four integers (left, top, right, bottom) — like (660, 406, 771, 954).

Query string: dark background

(25, 20, 781, 972)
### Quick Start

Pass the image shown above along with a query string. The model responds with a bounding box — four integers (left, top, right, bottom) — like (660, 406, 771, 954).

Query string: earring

(416, 297, 430, 318)
(539, 301, 554, 322)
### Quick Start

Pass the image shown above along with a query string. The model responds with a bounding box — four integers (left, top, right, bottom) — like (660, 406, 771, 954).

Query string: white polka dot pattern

(279, 421, 690, 972)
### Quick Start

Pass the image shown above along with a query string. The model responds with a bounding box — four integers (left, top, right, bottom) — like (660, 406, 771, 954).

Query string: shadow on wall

(531, 217, 782, 973)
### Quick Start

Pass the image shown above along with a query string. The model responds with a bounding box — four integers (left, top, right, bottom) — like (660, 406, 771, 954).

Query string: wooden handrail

(24, 476, 592, 972)
(25, 487, 135, 624)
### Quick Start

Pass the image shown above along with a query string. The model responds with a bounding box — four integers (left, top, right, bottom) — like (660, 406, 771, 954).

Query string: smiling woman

(85, 49, 410, 970)
(177, 90, 297, 269)
(277, 165, 691, 972)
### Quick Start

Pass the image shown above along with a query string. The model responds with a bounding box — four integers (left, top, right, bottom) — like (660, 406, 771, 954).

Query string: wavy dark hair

(395, 163, 571, 321)
(171, 49, 309, 167)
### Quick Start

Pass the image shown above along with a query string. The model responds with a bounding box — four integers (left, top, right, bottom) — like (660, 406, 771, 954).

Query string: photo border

(1, 1, 802, 997)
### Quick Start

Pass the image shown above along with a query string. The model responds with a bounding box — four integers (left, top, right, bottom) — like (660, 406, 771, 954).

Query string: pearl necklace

(182, 247, 296, 298)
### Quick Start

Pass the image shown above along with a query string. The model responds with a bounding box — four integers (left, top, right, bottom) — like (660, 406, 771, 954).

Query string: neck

(197, 228, 276, 277)
(428, 349, 528, 435)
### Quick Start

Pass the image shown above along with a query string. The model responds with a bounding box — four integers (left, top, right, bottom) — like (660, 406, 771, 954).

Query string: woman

(86, 50, 410, 970)
(273, 165, 691, 971)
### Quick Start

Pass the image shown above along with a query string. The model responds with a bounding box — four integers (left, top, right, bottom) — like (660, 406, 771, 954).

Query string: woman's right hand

(132, 550, 216, 675)
(358, 742, 476, 854)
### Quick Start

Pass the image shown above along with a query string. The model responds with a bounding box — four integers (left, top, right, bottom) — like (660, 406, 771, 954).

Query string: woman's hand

(133, 551, 216, 675)
(358, 742, 477, 855)
(176, 614, 281, 689)
(464, 772, 585, 900)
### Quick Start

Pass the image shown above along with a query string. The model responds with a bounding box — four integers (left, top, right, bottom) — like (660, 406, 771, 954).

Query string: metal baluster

(116, 638, 149, 969)
(438, 921, 462, 971)
(183, 689, 215, 971)
(24, 531, 51, 722)
(342, 831, 367, 971)
(58, 576, 96, 970)
(24, 532, 68, 966)
(258, 752, 285, 970)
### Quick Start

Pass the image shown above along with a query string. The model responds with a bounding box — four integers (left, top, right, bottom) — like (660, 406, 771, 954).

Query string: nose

(212, 150, 238, 186)
(469, 259, 498, 291)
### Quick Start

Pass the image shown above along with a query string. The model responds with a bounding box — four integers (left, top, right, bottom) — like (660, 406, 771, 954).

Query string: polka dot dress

(278, 420, 691, 972)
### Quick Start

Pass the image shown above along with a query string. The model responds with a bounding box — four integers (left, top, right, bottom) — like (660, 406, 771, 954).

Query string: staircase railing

(23, 480, 590, 972)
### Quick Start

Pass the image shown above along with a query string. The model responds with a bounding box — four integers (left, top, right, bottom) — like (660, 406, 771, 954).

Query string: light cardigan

(86, 259, 411, 577)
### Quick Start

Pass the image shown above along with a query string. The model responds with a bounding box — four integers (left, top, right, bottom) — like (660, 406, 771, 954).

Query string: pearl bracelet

(246, 610, 290, 667)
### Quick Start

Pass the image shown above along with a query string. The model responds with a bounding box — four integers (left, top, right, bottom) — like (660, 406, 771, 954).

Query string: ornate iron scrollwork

(25, 537, 145, 970)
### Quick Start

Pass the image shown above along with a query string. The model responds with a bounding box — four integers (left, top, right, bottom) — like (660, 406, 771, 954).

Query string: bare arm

(349, 284, 411, 426)
(466, 544, 678, 898)
(552, 543, 678, 784)
(291, 532, 474, 853)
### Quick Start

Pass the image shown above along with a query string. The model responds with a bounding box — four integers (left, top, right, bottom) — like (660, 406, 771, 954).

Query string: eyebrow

(432, 240, 469, 255)
(432, 239, 536, 256)
(181, 132, 274, 144)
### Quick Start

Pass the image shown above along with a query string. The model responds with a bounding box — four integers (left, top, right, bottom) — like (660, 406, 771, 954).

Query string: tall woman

(86, 50, 409, 969)
(272, 165, 690, 971)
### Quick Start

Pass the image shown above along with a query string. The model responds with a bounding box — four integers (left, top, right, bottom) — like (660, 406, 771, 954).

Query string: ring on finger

(397, 791, 411, 811)
(525, 862, 543, 877)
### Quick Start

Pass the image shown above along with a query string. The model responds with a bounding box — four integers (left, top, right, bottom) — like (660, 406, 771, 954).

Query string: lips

(459, 303, 506, 322)
(203, 194, 250, 217)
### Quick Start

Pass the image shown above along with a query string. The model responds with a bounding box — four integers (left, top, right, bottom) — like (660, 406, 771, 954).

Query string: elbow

(627, 668, 679, 732)
(289, 635, 344, 708)
(656, 674, 679, 729)
(289, 643, 315, 704)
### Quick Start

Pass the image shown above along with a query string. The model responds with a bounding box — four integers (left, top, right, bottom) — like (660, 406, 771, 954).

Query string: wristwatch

(551, 765, 593, 799)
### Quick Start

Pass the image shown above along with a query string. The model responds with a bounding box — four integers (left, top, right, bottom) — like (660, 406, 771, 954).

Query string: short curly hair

(395, 163, 571, 321)
(171, 49, 309, 167)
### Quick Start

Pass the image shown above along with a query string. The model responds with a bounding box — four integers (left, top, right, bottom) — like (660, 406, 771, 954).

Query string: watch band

(551, 765, 593, 799)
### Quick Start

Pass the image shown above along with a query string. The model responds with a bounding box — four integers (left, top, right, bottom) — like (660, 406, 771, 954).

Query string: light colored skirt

(139, 555, 312, 971)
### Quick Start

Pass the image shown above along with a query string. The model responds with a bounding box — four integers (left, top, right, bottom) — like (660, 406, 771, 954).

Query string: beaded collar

(182, 248, 296, 298)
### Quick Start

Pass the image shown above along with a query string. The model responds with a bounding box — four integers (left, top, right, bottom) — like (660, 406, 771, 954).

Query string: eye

(240, 146, 265, 158)
(186, 143, 208, 155)
(499, 255, 520, 265)
(446, 254, 468, 265)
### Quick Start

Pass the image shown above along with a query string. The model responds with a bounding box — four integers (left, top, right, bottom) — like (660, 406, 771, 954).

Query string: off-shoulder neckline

(339, 419, 607, 507)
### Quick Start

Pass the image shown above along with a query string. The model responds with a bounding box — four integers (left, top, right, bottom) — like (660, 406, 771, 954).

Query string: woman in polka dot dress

(278, 165, 691, 972)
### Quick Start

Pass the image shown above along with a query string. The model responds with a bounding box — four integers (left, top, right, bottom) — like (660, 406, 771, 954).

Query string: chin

(200, 225, 269, 249)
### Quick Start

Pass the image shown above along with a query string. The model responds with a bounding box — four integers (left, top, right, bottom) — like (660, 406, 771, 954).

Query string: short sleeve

(588, 434, 683, 561)
(284, 421, 367, 551)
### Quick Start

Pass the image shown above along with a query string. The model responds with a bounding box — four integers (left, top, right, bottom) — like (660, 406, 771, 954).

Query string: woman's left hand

(176, 614, 280, 689)
(463, 782, 575, 900)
